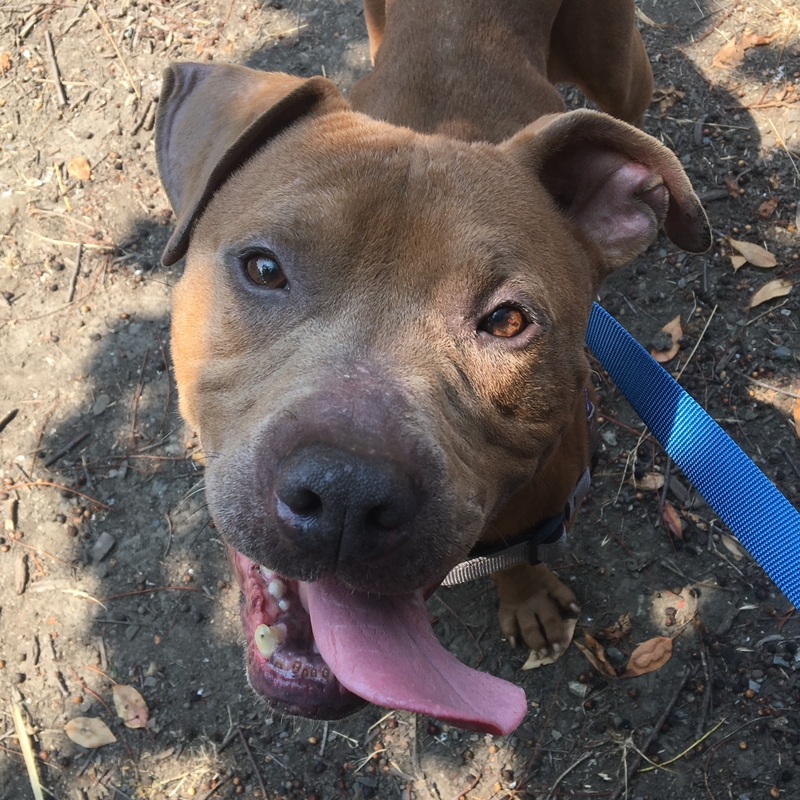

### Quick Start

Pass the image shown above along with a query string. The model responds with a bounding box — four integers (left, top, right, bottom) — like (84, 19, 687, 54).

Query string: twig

(128, 349, 149, 452)
(7, 480, 112, 510)
(67, 242, 82, 303)
(44, 430, 90, 467)
(609, 665, 692, 800)
(450, 769, 482, 800)
(10, 702, 44, 800)
(196, 774, 232, 800)
(676, 305, 717, 380)
(44, 30, 67, 106)
(88, 4, 140, 99)
(545, 752, 592, 800)
(238, 728, 267, 797)
(0, 408, 18, 434)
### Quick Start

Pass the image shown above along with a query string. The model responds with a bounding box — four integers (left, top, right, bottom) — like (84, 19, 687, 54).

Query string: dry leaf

(662, 502, 683, 539)
(632, 472, 665, 491)
(724, 173, 739, 198)
(113, 684, 148, 729)
(730, 254, 747, 272)
(793, 397, 800, 440)
(575, 633, 617, 677)
(521, 617, 577, 670)
(650, 315, 682, 363)
(728, 238, 777, 268)
(602, 611, 632, 644)
(712, 31, 775, 70)
(622, 636, 673, 677)
(758, 196, 778, 219)
(721, 533, 746, 561)
(0, 53, 11, 73)
(66, 156, 91, 182)
(652, 86, 685, 117)
(64, 717, 117, 748)
(750, 278, 792, 308)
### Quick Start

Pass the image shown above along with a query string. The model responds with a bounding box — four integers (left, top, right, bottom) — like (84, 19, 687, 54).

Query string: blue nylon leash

(585, 302, 800, 608)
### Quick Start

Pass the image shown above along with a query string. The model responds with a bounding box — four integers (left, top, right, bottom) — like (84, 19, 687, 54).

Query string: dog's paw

(494, 562, 579, 662)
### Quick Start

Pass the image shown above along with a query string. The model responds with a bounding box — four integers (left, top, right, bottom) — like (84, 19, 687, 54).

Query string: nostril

(281, 486, 323, 516)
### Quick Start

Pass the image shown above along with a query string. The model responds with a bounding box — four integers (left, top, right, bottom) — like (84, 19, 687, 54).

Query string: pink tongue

(304, 577, 527, 735)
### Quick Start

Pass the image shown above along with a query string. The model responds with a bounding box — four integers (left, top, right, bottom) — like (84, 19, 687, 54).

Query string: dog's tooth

(254, 624, 284, 658)
(268, 579, 285, 599)
(278, 599, 290, 612)
(259, 566, 273, 582)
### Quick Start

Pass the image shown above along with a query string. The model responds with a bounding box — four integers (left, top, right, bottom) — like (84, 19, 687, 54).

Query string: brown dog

(155, 0, 710, 734)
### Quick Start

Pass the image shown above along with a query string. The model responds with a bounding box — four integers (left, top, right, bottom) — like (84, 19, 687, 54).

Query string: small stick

(609, 665, 692, 800)
(238, 729, 268, 799)
(0, 408, 18, 434)
(130, 99, 152, 136)
(44, 430, 90, 467)
(88, 4, 140, 99)
(67, 242, 83, 303)
(44, 30, 67, 106)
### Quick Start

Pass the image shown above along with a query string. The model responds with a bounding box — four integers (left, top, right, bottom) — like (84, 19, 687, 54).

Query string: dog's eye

(481, 306, 529, 338)
(243, 252, 287, 289)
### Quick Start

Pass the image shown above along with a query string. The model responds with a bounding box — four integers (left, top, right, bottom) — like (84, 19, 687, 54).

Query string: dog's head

(156, 63, 710, 731)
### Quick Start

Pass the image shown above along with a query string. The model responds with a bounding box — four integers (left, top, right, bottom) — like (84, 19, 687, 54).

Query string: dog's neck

(349, 0, 567, 143)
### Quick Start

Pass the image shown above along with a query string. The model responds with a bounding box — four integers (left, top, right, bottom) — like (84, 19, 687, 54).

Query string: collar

(442, 390, 595, 586)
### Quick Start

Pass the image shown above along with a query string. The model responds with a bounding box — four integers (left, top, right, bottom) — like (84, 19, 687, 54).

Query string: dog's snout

(274, 445, 419, 564)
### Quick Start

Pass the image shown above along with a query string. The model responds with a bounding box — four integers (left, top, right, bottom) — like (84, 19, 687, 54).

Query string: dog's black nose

(274, 445, 419, 564)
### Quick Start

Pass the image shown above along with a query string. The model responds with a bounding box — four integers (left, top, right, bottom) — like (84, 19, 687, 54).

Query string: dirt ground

(0, 0, 799, 798)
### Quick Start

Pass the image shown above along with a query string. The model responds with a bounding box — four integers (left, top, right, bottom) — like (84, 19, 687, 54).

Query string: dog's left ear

(500, 110, 711, 278)
(155, 63, 348, 265)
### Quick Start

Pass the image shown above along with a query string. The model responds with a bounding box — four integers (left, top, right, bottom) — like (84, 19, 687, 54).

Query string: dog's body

(156, 0, 709, 734)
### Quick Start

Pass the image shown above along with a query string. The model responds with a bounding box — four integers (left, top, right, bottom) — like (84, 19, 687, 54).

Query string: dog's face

(157, 65, 709, 729)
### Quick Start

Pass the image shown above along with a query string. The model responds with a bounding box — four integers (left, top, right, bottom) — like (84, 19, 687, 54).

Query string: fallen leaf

(730, 254, 747, 272)
(662, 502, 683, 539)
(712, 31, 776, 70)
(575, 633, 617, 677)
(757, 196, 778, 219)
(650, 315, 682, 363)
(750, 278, 792, 308)
(113, 685, 148, 729)
(652, 86, 685, 117)
(721, 533, 746, 561)
(0, 53, 11, 73)
(632, 472, 665, 491)
(602, 611, 632, 644)
(724, 173, 739, 198)
(521, 617, 577, 670)
(794, 396, 800, 440)
(728, 238, 777, 268)
(66, 156, 91, 182)
(622, 637, 673, 677)
(64, 717, 117, 748)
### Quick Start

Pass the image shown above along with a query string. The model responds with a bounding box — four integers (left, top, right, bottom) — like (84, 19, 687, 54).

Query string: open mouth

(227, 545, 529, 735)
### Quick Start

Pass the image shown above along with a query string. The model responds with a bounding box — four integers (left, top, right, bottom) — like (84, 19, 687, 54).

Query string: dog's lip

(227, 545, 366, 719)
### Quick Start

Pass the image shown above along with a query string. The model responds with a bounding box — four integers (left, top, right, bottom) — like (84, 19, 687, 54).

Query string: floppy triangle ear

(500, 110, 711, 278)
(155, 63, 348, 266)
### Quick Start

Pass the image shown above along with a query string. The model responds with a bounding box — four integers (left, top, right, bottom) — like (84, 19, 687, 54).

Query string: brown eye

(244, 253, 287, 289)
(481, 306, 528, 338)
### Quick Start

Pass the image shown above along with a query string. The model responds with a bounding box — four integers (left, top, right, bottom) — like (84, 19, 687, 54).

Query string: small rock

(90, 531, 116, 562)
(772, 346, 792, 361)
(92, 394, 111, 416)
(601, 429, 617, 446)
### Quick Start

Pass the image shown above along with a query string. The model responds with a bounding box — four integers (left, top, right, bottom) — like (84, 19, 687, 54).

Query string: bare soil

(0, 1, 799, 799)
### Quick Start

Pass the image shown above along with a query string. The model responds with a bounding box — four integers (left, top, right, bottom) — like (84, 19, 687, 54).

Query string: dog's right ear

(155, 63, 348, 265)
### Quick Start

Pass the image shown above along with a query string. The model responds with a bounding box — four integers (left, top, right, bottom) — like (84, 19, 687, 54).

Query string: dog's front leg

(493, 562, 579, 658)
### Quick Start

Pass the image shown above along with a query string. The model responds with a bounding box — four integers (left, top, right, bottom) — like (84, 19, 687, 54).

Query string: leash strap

(441, 467, 591, 586)
(585, 302, 800, 608)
